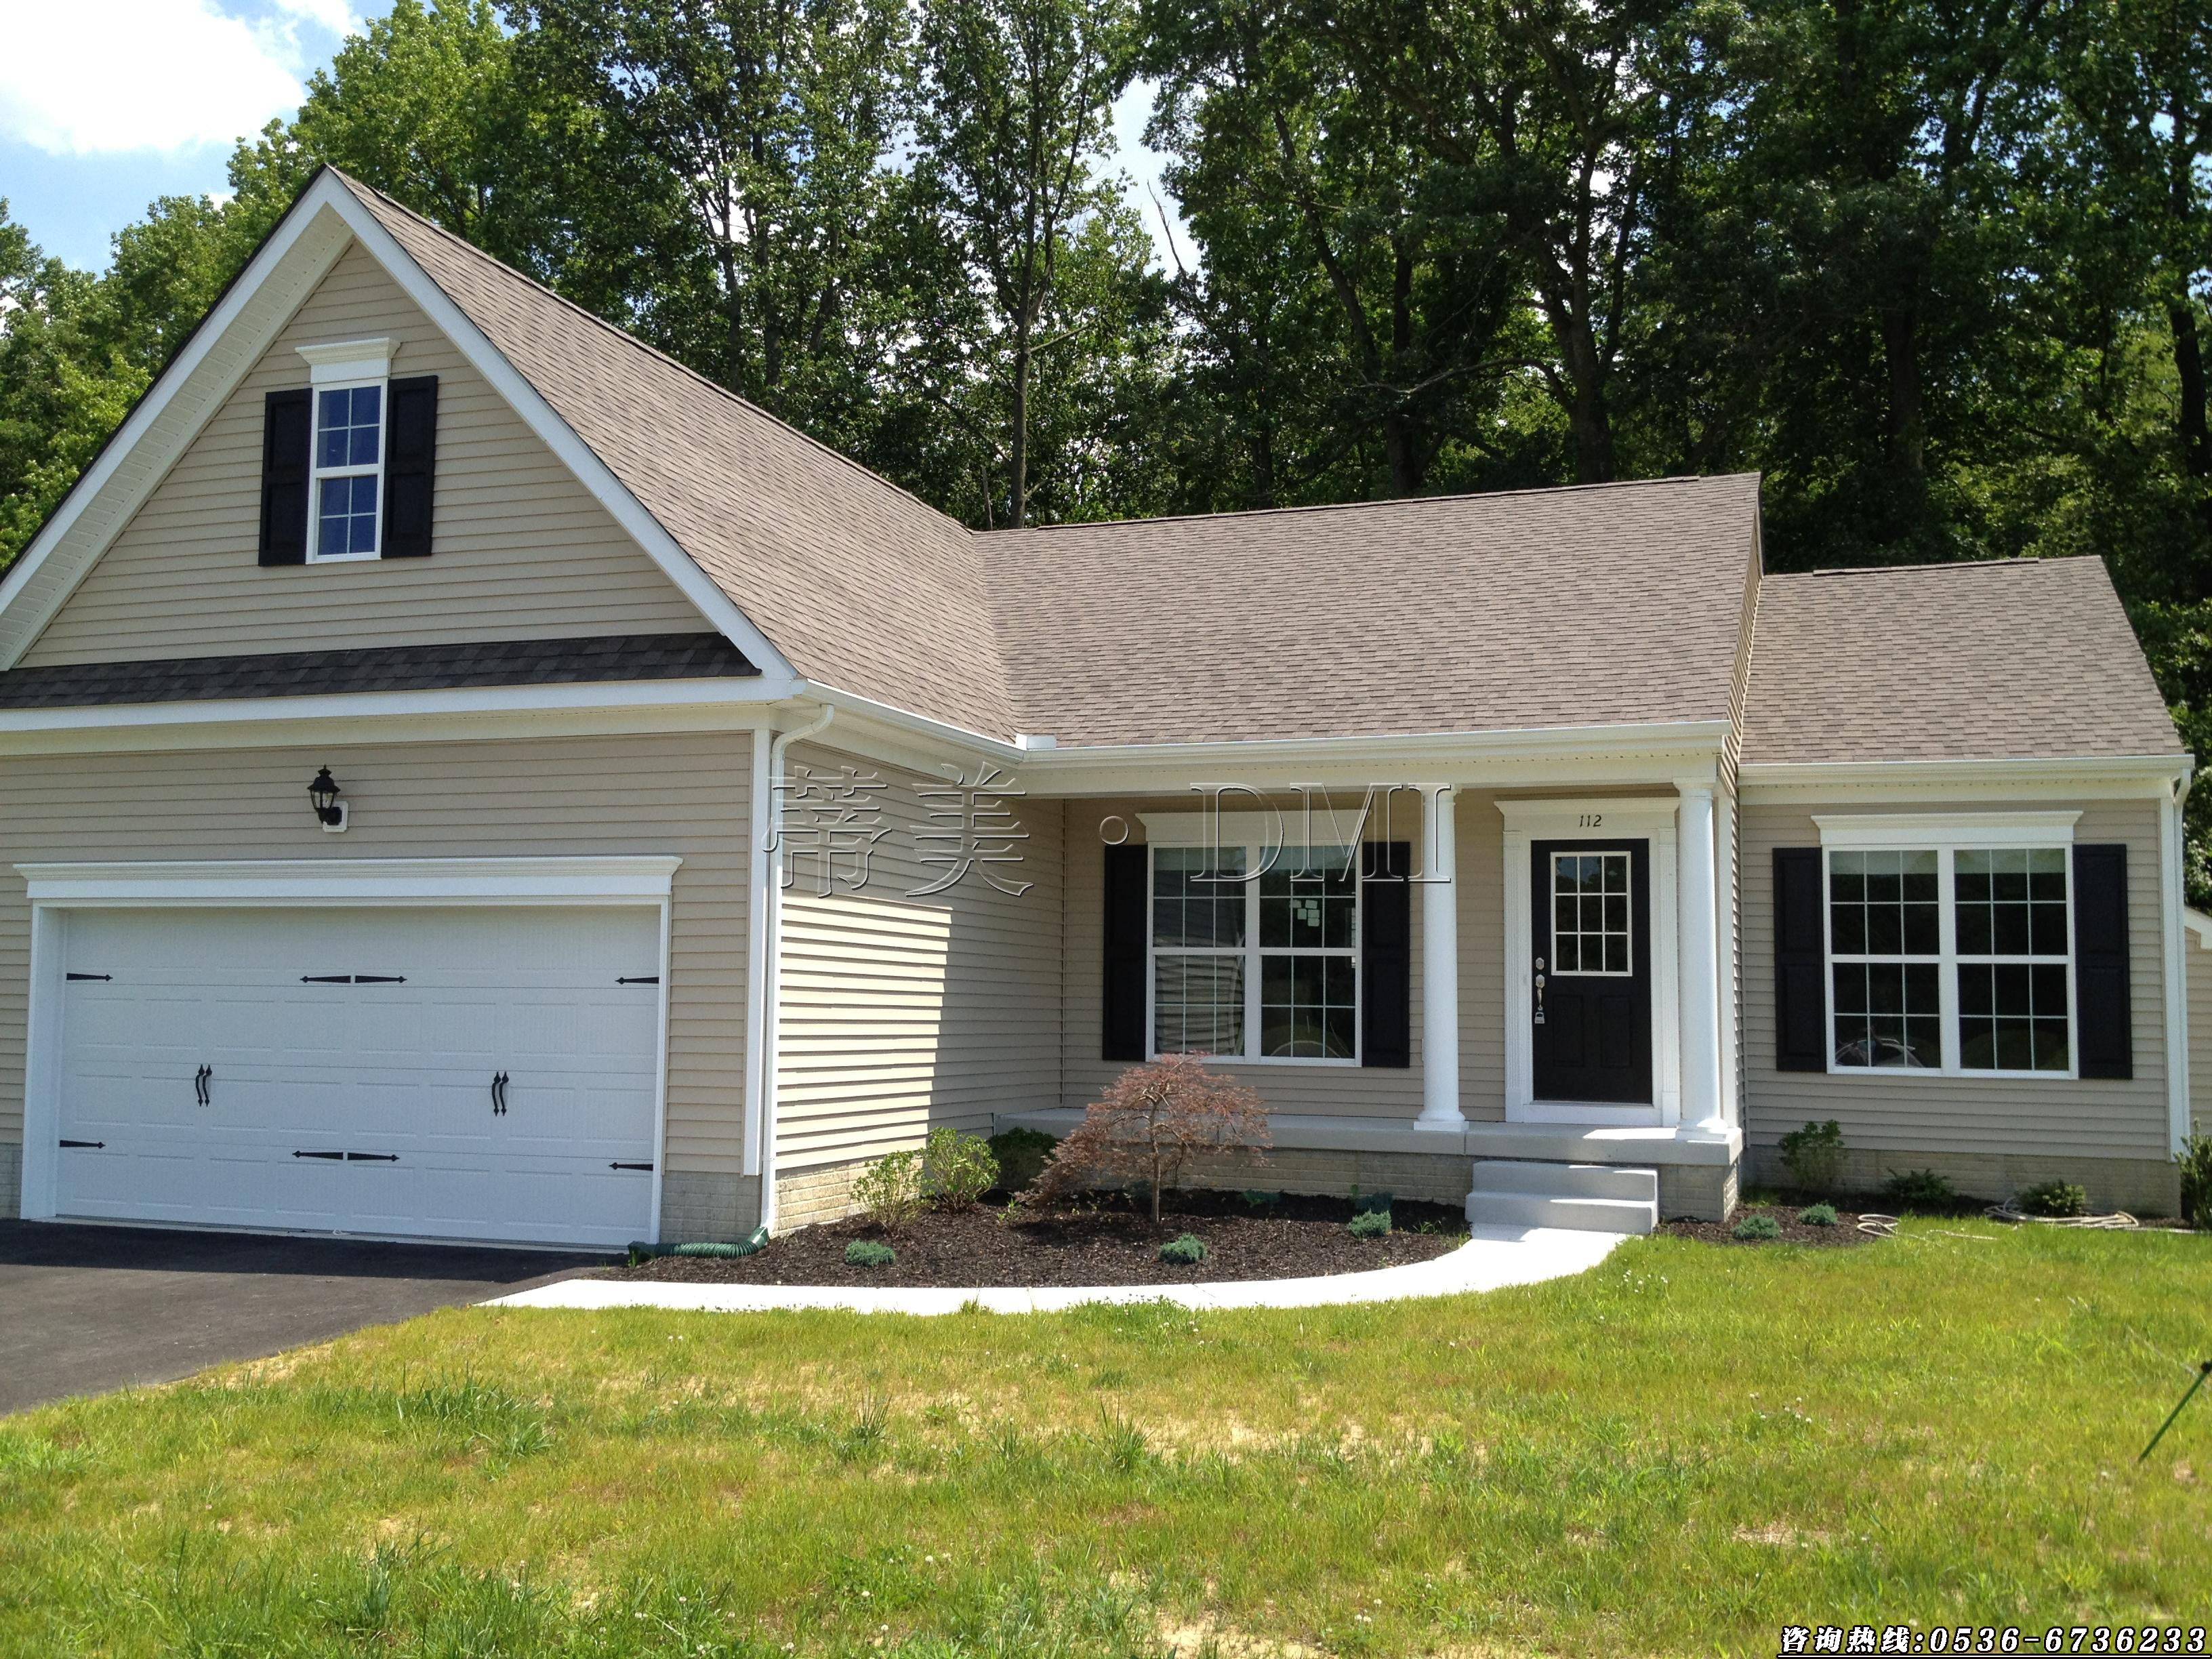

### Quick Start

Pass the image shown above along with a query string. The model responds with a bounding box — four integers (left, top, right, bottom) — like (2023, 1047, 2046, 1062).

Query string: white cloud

(0, 0, 308, 155)
(268, 0, 359, 40)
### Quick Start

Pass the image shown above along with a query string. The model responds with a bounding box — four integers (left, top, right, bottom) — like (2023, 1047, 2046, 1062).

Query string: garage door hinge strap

(66, 972, 111, 981)
(59, 1139, 104, 1149)
(617, 976, 659, 985)
(293, 1149, 344, 1160)
(611, 1161, 654, 1171)
(345, 1152, 400, 1162)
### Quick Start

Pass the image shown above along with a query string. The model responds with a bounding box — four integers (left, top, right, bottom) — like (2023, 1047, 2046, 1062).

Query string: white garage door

(51, 906, 663, 1248)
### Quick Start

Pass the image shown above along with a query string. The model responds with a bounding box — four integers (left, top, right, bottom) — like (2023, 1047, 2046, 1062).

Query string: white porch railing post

(1418, 784, 1467, 1129)
(1676, 781, 1725, 1128)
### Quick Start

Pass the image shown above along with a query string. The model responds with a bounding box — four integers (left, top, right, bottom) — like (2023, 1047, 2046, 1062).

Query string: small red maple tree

(1029, 1054, 1271, 1223)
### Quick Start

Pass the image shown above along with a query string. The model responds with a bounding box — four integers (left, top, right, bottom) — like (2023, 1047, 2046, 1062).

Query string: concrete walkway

(489, 1223, 1622, 1316)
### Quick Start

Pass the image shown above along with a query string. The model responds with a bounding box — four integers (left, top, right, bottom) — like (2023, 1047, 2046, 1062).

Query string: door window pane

(1551, 851, 1631, 975)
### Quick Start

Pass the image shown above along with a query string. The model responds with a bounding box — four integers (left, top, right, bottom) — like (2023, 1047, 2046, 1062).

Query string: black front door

(1532, 838, 1653, 1104)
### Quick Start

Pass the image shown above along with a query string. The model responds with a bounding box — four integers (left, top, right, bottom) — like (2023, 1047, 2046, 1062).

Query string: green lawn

(3, 1221, 2208, 1658)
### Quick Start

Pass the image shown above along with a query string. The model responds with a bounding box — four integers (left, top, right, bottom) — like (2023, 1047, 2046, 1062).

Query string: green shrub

(851, 1150, 926, 1232)
(1732, 1213, 1784, 1241)
(1158, 1233, 1208, 1265)
(987, 1128, 1059, 1192)
(2176, 1134, 2212, 1229)
(1349, 1190, 1394, 1216)
(1347, 1208, 1391, 1240)
(1240, 1189, 1284, 1210)
(844, 1240, 895, 1267)
(922, 1126, 999, 1210)
(1798, 1203, 1839, 1227)
(1883, 1168, 1956, 1210)
(1778, 1118, 1847, 1192)
(2018, 1179, 2088, 1217)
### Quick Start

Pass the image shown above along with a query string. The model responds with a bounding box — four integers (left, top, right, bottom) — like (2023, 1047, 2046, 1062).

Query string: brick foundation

(773, 1159, 876, 1231)
(1745, 1144, 2182, 1216)
(1658, 1161, 1738, 1222)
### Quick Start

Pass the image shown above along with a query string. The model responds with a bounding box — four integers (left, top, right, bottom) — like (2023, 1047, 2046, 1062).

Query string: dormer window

(312, 381, 385, 560)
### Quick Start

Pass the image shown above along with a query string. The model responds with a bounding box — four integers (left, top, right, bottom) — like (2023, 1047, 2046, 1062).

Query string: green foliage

(2018, 1180, 2090, 1218)
(988, 1128, 1059, 1192)
(1732, 1214, 1784, 1241)
(851, 1149, 927, 1232)
(1884, 1168, 1959, 1210)
(922, 1125, 1001, 1210)
(1157, 1233, 1207, 1265)
(1799, 1203, 1839, 1227)
(844, 1239, 897, 1267)
(1347, 1208, 1391, 1240)
(1778, 1120, 1847, 1192)
(1349, 1190, 1394, 1216)
(2178, 1134, 2212, 1229)
(1239, 1189, 1283, 1210)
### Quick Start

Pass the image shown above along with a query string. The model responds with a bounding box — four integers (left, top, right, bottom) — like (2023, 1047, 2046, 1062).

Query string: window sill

(1150, 1054, 1361, 1069)
(1822, 1066, 2081, 1082)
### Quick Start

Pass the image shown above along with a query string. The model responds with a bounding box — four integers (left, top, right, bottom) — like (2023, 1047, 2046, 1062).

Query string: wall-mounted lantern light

(308, 766, 349, 833)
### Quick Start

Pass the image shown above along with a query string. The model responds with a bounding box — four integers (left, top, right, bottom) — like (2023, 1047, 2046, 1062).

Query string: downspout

(756, 702, 834, 1235)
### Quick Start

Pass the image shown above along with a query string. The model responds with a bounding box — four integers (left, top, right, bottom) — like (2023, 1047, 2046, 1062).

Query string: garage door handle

(491, 1071, 508, 1115)
(617, 976, 659, 985)
(194, 1064, 211, 1106)
(611, 1161, 653, 1172)
(59, 1139, 104, 1149)
(293, 1149, 344, 1160)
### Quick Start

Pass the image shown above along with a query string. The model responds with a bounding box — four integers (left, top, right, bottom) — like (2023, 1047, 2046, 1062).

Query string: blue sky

(2, 0, 1186, 276)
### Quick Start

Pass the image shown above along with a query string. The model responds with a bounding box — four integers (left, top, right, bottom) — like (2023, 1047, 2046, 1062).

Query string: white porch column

(1677, 781, 1725, 1128)
(1418, 785, 1466, 1129)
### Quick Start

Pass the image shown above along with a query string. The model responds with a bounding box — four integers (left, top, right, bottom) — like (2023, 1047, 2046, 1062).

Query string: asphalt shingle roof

(1741, 558, 2180, 764)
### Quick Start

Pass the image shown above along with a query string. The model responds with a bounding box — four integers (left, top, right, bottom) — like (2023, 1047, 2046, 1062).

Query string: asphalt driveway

(0, 1220, 608, 1415)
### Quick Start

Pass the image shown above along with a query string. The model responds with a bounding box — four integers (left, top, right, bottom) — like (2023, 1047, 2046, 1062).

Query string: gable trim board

(0, 171, 798, 693)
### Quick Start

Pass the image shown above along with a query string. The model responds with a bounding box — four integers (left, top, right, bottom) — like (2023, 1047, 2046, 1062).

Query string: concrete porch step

(1465, 1160, 1660, 1235)
(1469, 1159, 1657, 1202)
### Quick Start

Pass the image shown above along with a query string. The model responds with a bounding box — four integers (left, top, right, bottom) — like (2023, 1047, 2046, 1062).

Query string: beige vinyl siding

(2188, 922, 2212, 1137)
(1740, 798, 2168, 1160)
(0, 732, 753, 1177)
(773, 742, 1063, 1171)
(1057, 795, 1508, 1121)
(20, 241, 707, 668)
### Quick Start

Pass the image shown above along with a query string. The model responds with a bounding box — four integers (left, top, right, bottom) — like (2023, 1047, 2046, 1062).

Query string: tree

(916, 0, 1134, 525)
(1029, 1054, 1270, 1223)
(515, 0, 915, 423)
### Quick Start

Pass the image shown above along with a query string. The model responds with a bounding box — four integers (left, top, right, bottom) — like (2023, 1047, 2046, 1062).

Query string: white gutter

(754, 702, 835, 1234)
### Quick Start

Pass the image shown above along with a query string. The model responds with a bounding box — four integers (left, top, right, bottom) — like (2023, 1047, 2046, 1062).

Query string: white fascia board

(0, 672, 801, 747)
(1740, 753, 2194, 802)
(328, 184, 797, 685)
(18, 855, 682, 907)
(0, 195, 354, 668)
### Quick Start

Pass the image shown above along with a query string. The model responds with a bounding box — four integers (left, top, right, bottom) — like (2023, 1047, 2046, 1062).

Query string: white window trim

(1145, 840, 1363, 1067)
(307, 373, 387, 564)
(1813, 813, 2081, 1082)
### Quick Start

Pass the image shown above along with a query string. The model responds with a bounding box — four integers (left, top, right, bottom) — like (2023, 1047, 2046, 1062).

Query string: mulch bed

(605, 1189, 1467, 1288)
(1658, 1203, 1884, 1248)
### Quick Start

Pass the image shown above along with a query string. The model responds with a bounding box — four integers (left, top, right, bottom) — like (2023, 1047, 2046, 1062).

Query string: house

(0, 167, 2194, 1250)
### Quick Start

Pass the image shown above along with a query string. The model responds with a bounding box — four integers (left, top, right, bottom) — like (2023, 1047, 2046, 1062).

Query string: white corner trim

(297, 335, 396, 383)
(1812, 810, 2081, 848)
(2160, 794, 2191, 1153)
(16, 855, 683, 907)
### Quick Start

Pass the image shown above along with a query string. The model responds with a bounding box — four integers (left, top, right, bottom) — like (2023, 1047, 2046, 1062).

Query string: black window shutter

(1773, 847, 1828, 1071)
(258, 388, 311, 566)
(1101, 843, 1148, 1062)
(382, 375, 438, 558)
(2073, 843, 2132, 1079)
(1361, 841, 1412, 1068)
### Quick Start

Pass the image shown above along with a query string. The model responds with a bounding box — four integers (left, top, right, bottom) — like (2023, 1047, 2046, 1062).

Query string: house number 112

(1578, 813, 1603, 828)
